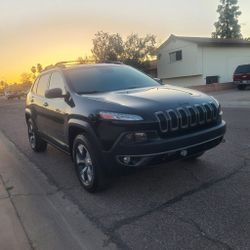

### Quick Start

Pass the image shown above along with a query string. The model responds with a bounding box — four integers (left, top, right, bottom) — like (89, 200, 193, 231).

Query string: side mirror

(45, 88, 64, 99)
(154, 78, 163, 84)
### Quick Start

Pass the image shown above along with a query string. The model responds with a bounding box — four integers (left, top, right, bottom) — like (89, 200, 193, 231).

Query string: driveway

(212, 88, 250, 108)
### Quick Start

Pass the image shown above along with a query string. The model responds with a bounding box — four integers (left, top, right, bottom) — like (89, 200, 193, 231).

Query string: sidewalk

(0, 177, 31, 250)
(0, 131, 117, 250)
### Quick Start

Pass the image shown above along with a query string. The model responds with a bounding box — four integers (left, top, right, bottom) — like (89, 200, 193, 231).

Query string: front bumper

(102, 120, 226, 168)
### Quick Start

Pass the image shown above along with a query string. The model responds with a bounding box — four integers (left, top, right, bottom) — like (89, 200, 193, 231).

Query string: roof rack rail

(54, 60, 91, 67)
(43, 60, 95, 71)
(102, 61, 123, 64)
(42, 60, 123, 72)
(43, 64, 55, 71)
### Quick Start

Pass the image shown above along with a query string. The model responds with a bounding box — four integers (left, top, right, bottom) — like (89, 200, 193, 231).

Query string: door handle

(30, 96, 34, 103)
(43, 102, 48, 107)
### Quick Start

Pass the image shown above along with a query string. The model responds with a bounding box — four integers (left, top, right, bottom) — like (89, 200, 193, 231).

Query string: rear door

(34, 73, 51, 135)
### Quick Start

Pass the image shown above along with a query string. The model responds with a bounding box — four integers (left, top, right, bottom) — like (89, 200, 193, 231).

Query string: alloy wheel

(75, 144, 94, 186)
(28, 122, 36, 149)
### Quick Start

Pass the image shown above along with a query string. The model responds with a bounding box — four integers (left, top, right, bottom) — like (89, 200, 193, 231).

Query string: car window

(31, 77, 40, 94)
(235, 65, 250, 74)
(36, 74, 51, 97)
(64, 65, 160, 94)
(49, 72, 66, 95)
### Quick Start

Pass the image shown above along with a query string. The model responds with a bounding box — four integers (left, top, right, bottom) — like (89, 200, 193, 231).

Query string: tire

(237, 85, 246, 90)
(73, 134, 108, 192)
(27, 119, 47, 152)
(183, 151, 204, 161)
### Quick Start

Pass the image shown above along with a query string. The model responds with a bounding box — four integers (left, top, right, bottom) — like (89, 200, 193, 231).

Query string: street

(0, 89, 250, 250)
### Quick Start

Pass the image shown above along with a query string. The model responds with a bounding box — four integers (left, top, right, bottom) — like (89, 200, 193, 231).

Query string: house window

(169, 50, 182, 63)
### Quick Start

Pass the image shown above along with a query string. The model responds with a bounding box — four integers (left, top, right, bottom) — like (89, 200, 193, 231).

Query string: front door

(45, 71, 69, 149)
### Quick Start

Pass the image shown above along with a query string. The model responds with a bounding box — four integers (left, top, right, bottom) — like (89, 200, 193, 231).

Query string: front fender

(67, 118, 102, 152)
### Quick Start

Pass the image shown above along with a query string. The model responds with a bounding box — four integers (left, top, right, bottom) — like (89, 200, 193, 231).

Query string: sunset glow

(1, 0, 250, 83)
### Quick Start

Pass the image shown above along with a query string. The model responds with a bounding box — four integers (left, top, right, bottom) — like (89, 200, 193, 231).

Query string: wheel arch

(68, 119, 102, 159)
(25, 108, 32, 124)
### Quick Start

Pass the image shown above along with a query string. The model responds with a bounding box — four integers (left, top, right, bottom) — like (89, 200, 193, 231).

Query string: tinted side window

(49, 72, 66, 94)
(37, 74, 50, 96)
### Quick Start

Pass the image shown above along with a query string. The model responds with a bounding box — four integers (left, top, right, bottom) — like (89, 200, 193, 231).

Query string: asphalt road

(0, 90, 250, 250)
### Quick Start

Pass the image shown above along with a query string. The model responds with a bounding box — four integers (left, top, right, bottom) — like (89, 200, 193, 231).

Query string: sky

(1, 0, 250, 83)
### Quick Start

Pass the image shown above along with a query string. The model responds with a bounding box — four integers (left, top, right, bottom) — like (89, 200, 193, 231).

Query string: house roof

(157, 34, 250, 51)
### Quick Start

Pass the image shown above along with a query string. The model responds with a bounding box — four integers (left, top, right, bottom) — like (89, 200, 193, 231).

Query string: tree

(0, 80, 7, 90)
(31, 66, 37, 80)
(91, 31, 157, 71)
(31, 63, 43, 79)
(36, 63, 43, 73)
(77, 56, 95, 64)
(91, 31, 124, 62)
(123, 33, 156, 69)
(20, 72, 32, 85)
(212, 0, 242, 39)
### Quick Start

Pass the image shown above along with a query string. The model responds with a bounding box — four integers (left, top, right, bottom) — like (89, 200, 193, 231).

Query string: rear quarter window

(31, 77, 39, 94)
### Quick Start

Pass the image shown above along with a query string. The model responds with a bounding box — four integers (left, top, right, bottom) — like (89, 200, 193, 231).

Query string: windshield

(235, 64, 250, 74)
(64, 65, 160, 94)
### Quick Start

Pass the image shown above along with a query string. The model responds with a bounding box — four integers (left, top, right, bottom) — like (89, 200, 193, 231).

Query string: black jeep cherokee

(25, 63, 226, 192)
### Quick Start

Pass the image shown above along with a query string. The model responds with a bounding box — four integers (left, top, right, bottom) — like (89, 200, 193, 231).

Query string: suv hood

(82, 86, 213, 112)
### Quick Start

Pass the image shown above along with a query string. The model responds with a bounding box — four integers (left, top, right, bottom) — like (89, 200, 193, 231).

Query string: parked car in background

(233, 64, 250, 90)
(3, 83, 30, 100)
(4, 89, 22, 100)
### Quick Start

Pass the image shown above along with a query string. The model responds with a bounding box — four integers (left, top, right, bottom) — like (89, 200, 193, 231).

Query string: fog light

(180, 150, 188, 157)
(119, 155, 148, 167)
(122, 156, 131, 164)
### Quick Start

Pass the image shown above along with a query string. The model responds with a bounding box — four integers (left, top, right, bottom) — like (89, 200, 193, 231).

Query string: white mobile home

(157, 35, 250, 87)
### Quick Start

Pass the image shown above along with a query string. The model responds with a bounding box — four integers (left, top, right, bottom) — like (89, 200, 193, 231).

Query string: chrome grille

(167, 109, 179, 131)
(155, 103, 218, 133)
(155, 111, 168, 132)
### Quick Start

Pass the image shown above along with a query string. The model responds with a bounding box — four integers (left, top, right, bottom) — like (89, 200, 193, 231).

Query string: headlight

(218, 104, 223, 116)
(99, 111, 143, 121)
(210, 96, 223, 116)
(210, 96, 219, 106)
